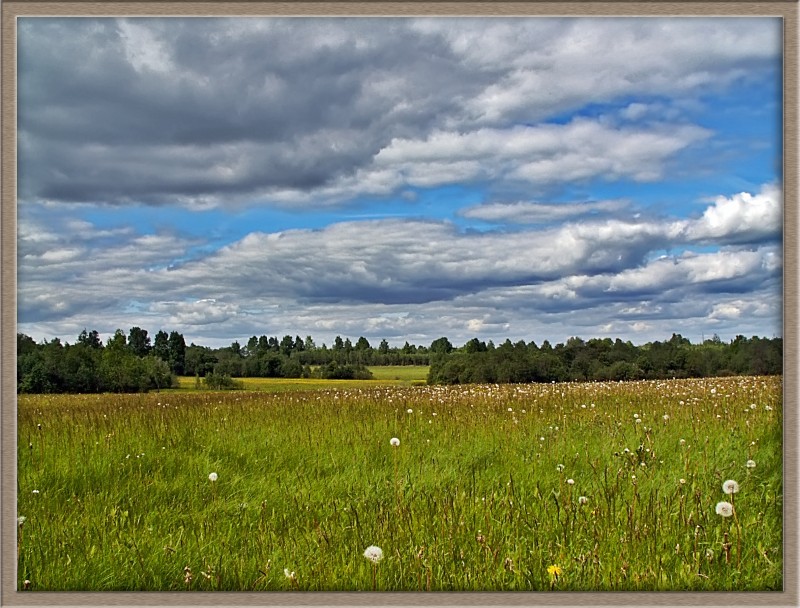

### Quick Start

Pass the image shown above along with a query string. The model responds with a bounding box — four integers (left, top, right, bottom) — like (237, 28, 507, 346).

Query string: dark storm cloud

(18, 17, 499, 206)
(18, 17, 779, 208)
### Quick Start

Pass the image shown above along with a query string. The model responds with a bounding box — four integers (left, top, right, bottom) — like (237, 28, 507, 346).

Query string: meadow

(171, 365, 430, 393)
(16, 375, 782, 592)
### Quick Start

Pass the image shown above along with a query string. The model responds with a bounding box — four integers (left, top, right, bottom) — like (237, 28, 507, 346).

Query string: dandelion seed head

(17, 516, 26, 527)
(390, 437, 400, 447)
(746, 460, 756, 469)
(566, 478, 575, 485)
(208, 472, 218, 482)
(556, 464, 565, 472)
(722, 479, 739, 494)
(716, 501, 734, 517)
(407, 409, 413, 414)
(363, 545, 383, 564)
(578, 496, 588, 505)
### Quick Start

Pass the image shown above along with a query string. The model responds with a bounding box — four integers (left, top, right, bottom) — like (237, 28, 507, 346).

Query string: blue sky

(17, 17, 783, 348)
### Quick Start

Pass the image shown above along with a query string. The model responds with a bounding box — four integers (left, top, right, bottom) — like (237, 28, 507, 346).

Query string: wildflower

(662, 414, 670, 421)
(32, 490, 39, 494)
(407, 409, 413, 414)
(363, 545, 383, 564)
(390, 437, 400, 447)
(208, 472, 218, 482)
(23, 580, 31, 590)
(722, 479, 740, 494)
(679, 439, 686, 446)
(633, 413, 639, 419)
(547, 564, 563, 581)
(17, 516, 26, 527)
(556, 464, 565, 472)
(566, 478, 575, 485)
(284, 568, 296, 580)
(715, 501, 734, 517)
(578, 496, 588, 505)
(746, 460, 756, 469)
(679, 478, 686, 485)
(711, 388, 717, 394)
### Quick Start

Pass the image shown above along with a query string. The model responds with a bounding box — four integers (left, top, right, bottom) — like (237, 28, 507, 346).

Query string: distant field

(365, 365, 429, 382)
(17, 376, 782, 591)
(172, 365, 430, 392)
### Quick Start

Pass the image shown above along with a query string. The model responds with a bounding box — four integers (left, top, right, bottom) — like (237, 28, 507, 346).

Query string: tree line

(16, 327, 782, 394)
(426, 333, 782, 385)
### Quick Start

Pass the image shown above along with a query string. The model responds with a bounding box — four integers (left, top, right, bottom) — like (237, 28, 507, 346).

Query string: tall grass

(17, 376, 782, 591)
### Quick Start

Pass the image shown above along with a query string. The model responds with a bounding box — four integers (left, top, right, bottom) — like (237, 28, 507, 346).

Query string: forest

(16, 327, 782, 394)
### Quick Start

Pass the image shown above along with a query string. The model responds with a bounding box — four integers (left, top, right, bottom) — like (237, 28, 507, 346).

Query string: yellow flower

(547, 564, 563, 581)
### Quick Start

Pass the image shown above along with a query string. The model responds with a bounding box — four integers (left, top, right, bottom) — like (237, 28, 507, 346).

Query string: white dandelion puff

(746, 460, 756, 469)
(722, 479, 739, 494)
(17, 516, 26, 527)
(208, 472, 218, 482)
(716, 501, 734, 517)
(363, 545, 383, 564)
(556, 464, 565, 472)
(566, 478, 575, 485)
(390, 437, 400, 447)
(578, 496, 588, 505)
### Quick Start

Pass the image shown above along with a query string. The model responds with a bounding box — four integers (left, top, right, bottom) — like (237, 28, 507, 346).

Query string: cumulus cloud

(683, 183, 782, 244)
(15, 17, 782, 347)
(17, 17, 777, 209)
(16, 181, 782, 347)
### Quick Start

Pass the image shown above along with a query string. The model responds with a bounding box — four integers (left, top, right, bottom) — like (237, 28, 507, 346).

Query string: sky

(16, 17, 784, 349)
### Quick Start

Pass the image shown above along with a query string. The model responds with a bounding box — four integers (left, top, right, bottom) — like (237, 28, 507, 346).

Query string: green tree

(128, 326, 151, 357)
(168, 331, 186, 375)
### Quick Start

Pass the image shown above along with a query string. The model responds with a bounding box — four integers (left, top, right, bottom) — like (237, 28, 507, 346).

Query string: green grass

(170, 366, 429, 393)
(367, 365, 429, 383)
(16, 376, 782, 591)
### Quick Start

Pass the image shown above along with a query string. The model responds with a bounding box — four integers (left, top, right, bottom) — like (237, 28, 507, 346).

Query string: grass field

(171, 366, 430, 392)
(16, 375, 782, 591)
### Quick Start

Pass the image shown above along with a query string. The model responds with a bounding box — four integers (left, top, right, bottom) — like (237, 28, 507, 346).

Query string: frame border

(2, 2, 797, 607)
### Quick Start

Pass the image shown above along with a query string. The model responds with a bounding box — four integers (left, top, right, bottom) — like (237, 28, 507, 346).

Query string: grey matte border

(1, 2, 797, 607)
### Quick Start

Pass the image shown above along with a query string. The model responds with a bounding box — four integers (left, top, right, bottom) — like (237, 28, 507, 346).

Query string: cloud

(459, 199, 631, 224)
(17, 17, 777, 209)
(16, 182, 782, 348)
(684, 183, 782, 244)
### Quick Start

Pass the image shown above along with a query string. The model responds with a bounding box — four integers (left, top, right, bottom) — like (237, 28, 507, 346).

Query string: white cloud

(685, 183, 782, 243)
